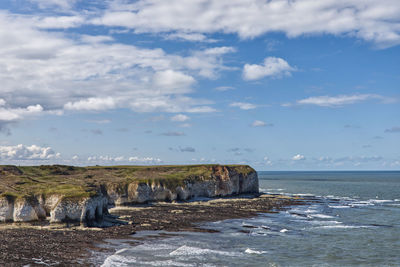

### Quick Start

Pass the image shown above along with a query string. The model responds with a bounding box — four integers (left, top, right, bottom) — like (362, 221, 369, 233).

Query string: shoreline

(0, 194, 303, 266)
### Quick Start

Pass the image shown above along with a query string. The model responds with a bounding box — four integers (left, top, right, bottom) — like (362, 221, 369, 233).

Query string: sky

(0, 0, 399, 170)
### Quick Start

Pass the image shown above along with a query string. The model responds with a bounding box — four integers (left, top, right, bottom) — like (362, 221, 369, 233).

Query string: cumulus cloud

(129, 156, 162, 163)
(0, 12, 234, 124)
(0, 99, 44, 133)
(295, 94, 389, 107)
(0, 144, 60, 160)
(87, 155, 162, 164)
(164, 32, 216, 43)
(64, 97, 117, 111)
(292, 154, 306, 161)
(171, 114, 190, 122)
(94, 0, 400, 47)
(243, 57, 295, 80)
(229, 102, 257, 110)
(153, 70, 196, 91)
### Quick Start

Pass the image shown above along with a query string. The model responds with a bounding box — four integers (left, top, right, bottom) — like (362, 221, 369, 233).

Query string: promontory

(0, 164, 258, 225)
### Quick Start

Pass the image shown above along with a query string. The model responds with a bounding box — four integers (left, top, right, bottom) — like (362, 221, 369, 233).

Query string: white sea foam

(135, 259, 194, 267)
(134, 243, 177, 251)
(325, 195, 356, 201)
(279, 229, 288, 233)
(328, 205, 350, 209)
(368, 199, 393, 204)
(311, 214, 335, 219)
(101, 254, 137, 267)
(350, 201, 374, 207)
(245, 248, 267, 254)
(293, 193, 315, 197)
(250, 231, 269, 236)
(169, 245, 238, 257)
(309, 220, 342, 226)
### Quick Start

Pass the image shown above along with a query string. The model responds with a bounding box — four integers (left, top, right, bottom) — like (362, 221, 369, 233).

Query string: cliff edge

(0, 165, 258, 224)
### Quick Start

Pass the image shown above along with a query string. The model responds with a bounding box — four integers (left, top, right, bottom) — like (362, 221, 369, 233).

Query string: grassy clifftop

(0, 164, 255, 200)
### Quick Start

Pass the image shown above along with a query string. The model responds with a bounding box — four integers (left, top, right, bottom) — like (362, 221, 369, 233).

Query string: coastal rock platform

(0, 193, 302, 266)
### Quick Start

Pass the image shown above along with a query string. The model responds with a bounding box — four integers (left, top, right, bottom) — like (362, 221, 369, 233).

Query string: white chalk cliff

(0, 166, 258, 224)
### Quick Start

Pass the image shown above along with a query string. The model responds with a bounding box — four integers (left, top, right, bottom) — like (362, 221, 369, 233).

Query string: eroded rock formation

(0, 165, 258, 224)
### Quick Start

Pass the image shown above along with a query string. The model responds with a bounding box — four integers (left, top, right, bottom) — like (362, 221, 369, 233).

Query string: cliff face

(0, 165, 258, 224)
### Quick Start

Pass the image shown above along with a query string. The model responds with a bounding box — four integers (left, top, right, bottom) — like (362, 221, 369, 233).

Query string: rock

(13, 199, 38, 222)
(0, 165, 259, 224)
(0, 197, 14, 222)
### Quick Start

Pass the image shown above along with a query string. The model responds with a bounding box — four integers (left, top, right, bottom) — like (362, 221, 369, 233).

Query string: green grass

(0, 164, 255, 199)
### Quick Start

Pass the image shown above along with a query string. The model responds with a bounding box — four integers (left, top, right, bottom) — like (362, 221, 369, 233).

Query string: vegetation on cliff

(0, 164, 256, 200)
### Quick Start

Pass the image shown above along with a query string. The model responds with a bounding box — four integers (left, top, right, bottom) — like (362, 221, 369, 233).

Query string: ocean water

(101, 171, 400, 267)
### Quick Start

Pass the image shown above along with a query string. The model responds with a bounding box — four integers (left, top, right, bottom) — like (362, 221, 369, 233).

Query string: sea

(100, 171, 400, 267)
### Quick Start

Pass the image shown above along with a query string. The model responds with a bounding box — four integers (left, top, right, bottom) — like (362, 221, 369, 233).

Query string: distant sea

(101, 171, 400, 267)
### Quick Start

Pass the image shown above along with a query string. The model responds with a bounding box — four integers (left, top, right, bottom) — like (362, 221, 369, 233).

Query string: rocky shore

(0, 193, 302, 266)
(0, 164, 302, 265)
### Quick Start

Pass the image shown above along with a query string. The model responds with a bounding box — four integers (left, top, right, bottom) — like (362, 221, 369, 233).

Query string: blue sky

(0, 0, 399, 170)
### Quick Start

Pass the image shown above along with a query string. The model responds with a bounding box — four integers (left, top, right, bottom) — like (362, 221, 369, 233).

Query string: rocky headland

(0, 164, 302, 265)
(0, 164, 258, 224)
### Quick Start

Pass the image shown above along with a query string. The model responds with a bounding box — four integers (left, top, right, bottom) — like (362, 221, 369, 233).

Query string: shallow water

(101, 171, 400, 267)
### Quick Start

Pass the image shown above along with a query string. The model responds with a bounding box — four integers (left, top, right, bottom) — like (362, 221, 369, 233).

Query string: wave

(169, 245, 239, 257)
(245, 248, 268, 254)
(310, 214, 335, 219)
(328, 205, 350, 209)
(102, 254, 137, 267)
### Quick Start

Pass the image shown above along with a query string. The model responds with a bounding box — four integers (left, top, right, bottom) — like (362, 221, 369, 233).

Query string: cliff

(0, 165, 258, 225)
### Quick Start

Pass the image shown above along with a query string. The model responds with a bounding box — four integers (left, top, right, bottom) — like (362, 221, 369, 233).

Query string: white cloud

(296, 94, 387, 107)
(164, 32, 216, 43)
(243, 57, 295, 80)
(251, 120, 273, 127)
(153, 70, 195, 91)
(171, 114, 190, 122)
(34, 16, 85, 29)
(128, 156, 162, 163)
(64, 97, 117, 111)
(95, 0, 400, 47)
(230, 102, 257, 110)
(0, 144, 60, 160)
(263, 156, 272, 165)
(0, 99, 43, 122)
(292, 154, 306, 161)
(0, 12, 235, 120)
(86, 155, 162, 164)
(29, 0, 78, 10)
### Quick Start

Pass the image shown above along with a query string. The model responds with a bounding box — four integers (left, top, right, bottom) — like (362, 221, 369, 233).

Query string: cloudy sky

(0, 0, 399, 170)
